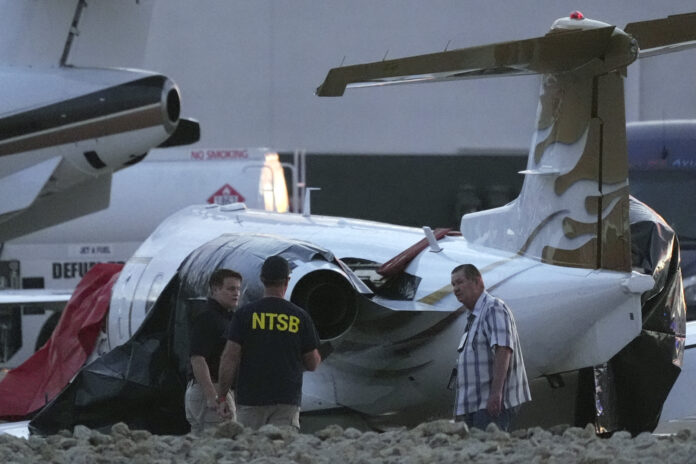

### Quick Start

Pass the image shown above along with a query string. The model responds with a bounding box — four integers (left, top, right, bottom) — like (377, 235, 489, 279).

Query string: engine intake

(290, 269, 358, 340)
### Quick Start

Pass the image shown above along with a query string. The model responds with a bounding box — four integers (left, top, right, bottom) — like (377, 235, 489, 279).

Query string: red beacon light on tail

(570, 11, 584, 20)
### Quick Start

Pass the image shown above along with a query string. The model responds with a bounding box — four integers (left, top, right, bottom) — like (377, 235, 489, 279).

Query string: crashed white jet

(29, 11, 693, 435)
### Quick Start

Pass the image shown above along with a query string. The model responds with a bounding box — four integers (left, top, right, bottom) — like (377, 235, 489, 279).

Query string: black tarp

(608, 197, 686, 435)
(30, 233, 333, 435)
(576, 196, 686, 435)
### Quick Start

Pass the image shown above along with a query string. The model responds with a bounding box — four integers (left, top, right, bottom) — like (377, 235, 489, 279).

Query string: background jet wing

(0, 289, 72, 305)
(0, 174, 112, 243)
(316, 26, 615, 96)
(0, 157, 60, 217)
(625, 12, 696, 57)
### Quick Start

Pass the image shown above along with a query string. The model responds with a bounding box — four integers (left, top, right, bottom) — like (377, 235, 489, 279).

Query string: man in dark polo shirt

(185, 268, 242, 433)
(217, 256, 321, 429)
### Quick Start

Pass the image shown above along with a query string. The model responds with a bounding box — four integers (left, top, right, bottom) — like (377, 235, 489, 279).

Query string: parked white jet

(0, 1, 199, 243)
(27, 11, 694, 436)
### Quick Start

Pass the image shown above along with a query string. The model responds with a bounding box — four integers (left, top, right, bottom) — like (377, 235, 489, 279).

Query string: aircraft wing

(0, 289, 72, 305)
(0, 157, 61, 218)
(0, 162, 112, 241)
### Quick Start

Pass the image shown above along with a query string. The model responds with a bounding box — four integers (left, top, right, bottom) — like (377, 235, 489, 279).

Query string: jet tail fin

(316, 11, 696, 272)
(461, 64, 632, 271)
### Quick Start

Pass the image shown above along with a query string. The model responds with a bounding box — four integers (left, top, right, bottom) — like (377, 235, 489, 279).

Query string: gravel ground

(2, 420, 696, 464)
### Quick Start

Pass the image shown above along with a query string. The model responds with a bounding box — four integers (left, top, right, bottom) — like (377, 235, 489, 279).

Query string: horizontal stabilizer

(316, 26, 614, 96)
(157, 118, 201, 148)
(0, 157, 60, 217)
(625, 12, 696, 57)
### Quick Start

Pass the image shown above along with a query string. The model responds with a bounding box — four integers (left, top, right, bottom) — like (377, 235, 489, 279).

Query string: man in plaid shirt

(451, 264, 531, 431)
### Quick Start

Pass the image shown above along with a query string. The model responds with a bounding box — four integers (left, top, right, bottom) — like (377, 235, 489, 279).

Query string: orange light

(570, 11, 584, 20)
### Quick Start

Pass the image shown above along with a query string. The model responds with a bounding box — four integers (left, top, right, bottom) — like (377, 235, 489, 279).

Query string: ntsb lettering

(252, 312, 300, 333)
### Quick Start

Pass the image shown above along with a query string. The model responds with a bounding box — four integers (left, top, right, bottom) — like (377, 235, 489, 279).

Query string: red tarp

(0, 263, 123, 419)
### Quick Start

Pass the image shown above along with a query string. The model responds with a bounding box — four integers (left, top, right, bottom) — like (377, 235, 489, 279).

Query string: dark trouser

(456, 406, 519, 432)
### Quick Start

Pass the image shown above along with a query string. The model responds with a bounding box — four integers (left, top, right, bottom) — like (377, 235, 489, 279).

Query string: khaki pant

(236, 404, 300, 430)
(184, 380, 236, 433)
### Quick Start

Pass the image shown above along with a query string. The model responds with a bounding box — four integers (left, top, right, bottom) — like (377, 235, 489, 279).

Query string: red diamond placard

(207, 184, 246, 205)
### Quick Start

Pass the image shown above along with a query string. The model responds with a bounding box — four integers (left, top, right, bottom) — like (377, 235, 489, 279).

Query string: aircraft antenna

(444, 40, 452, 52)
(60, 0, 88, 66)
(423, 226, 444, 252)
(382, 49, 390, 61)
(340, 56, 346, 67)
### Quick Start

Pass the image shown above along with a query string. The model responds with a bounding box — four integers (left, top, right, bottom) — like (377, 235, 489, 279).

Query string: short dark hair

(260, 255, 290, 286)
(451, 264, 481, 281)
(209, 268, 242, 291)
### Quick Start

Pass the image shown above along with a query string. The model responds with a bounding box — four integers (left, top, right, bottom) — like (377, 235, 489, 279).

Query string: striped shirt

(455, 291, 531, 415)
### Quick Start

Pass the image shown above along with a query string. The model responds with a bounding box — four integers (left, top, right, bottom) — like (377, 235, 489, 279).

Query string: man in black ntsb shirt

(217, 256, 321, 429)
(186, 268, 242, 433)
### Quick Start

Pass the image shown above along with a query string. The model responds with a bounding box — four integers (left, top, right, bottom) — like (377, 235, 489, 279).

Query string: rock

(2, 417, 696, 462)
(131, 429, 152, 442)
(72, 425, 92, 441)
(88, 431, 112, 446)
(110, 422, 131, 438)
(609, 430, 632, 442)
(27, 435, 46, 450)
(548, 423, 571, 435)
(59, 437, 77, 449)
(411, 419, 468, 438)
(314, 424, 343, 440)
(213, 420, 245, 439)
(633, 431, 657, 450)
(259, 423, 297, 441)
(343, 427, 362, 439)
(427, 432, 451, 447)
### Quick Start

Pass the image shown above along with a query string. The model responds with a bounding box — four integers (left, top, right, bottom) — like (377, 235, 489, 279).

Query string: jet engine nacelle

(106, 233, 366, 352)
(287, 261, 361, 341)
(0, 66, 197, 242)
(0, 67, 182, 175)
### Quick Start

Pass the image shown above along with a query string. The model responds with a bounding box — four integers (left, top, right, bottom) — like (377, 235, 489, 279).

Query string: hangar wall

(278, 152, 527, 228)
(2, 1, 694, 155)
(58, 0, 696, 155)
